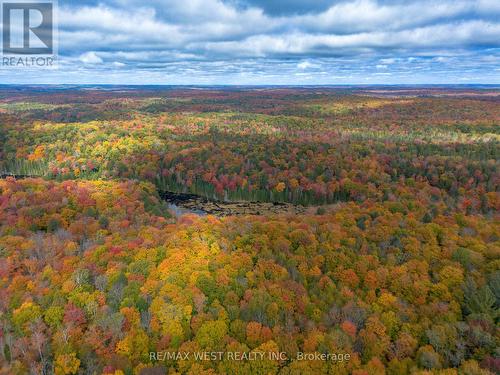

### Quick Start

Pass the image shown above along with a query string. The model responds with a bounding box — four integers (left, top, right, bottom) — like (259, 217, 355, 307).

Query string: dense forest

(0, 87, 498, 374)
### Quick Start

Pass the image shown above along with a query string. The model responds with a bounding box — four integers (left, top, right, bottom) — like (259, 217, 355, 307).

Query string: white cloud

(297, 61, 318, 70)
(379, 58, 396, 64)
(194, 20, 500, 57)
(79, 52, 103, 64)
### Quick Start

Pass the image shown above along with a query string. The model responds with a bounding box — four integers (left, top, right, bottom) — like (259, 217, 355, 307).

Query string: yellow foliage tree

(55, 352, 80, 375)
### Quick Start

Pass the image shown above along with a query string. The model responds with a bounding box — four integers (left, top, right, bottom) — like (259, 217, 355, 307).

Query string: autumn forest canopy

(0, 86, 498, 374)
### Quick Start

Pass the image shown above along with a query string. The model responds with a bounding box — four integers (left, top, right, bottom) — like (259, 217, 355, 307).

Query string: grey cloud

(1, 0, 499, 84)
(57, 0, 500, 58)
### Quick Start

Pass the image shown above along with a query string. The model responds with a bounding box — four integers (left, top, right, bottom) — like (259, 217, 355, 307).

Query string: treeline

(0, 94, 498, 209)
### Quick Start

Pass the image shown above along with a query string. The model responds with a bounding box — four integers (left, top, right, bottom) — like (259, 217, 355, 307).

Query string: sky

(0, 0, 499, 84)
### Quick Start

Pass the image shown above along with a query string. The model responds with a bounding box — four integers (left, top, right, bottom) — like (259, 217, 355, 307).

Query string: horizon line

(1, 83, 499, 88)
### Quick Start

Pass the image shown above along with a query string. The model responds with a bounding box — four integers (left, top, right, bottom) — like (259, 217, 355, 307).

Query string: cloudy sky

(1, 0, 499, 84)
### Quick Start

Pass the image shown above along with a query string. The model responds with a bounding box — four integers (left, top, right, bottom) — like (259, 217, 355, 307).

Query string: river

(159, 190, 306, 217)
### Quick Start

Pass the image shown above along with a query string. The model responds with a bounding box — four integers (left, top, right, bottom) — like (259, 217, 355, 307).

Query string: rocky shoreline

(0, 173, 39, 179)
(159, 190, 307, 217)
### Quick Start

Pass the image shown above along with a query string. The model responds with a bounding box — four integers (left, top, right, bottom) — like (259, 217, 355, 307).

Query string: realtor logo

(2, 1, 53, 54)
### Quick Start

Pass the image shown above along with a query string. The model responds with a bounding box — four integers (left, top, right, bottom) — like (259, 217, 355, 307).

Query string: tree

(55, 352, 80, 375)
(195, 320, 227, 350)
(463, 278, 497, 319)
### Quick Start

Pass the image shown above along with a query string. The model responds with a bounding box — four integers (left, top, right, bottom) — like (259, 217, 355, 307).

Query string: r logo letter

(2, 2, 53, 54)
